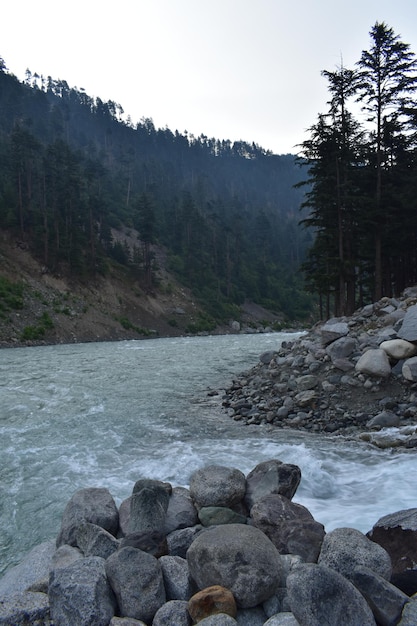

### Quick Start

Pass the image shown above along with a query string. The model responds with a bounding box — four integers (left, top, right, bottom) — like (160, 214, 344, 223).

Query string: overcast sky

(2, 1, 417, 154)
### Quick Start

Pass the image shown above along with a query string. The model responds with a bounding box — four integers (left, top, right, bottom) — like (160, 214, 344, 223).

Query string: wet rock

(49, 556, 116, 626)
(188, 585, 237, 622)
(318, 527, 392, 581)
(245, 460, 301, 507)
(367, 508, 417, 595)
(186, 524, 283, 608)
(250, 494, 325, 562)
(286, 563, 376, 625)
(105, 547, 165, 622)
(189, 465, 246, 509)
(56, 487, 119, 547)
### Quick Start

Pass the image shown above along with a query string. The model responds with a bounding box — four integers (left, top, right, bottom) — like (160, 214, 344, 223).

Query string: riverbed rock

(189, 465, 246, 509)
(398, 304, 417, 341)
(129, 483, 170, 533)
(355, 348, 392, 378)
(198, 506, 247, 526)
(318, 527, 392, 581)
(165, 486, 198, 534)
(245, 460, 302, 508)
(152, 599, 191, 626)
(188, 585, 237, 622)
(76, 522, 120, 559)
(351, 565, 408, 626)
(380, 339, 417, 360)
(286, 563, 376, 625)
(186, 523, 283, 608)
(402, 356, 417, 381)
(119, 530, 168, 557)
(0, 591, 50, 625)
(105, 546, 165, 622)
(367, 508, 417, 595)
(160, 555, 195, 601)
(49, 556, 116, 626)
(0, 540, 55, 599)
(56, 487, 119, 547)
(320, 321, 349, 345)
(250, 494, 325, 562)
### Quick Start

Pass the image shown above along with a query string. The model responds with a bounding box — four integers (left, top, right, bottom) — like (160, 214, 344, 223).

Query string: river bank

(218, 289, 417, 450)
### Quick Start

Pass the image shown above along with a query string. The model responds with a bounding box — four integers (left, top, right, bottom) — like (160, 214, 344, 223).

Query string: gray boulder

(160, 555, 195, 601)
(402, 356, 417, 382)
(105, 546, 165, 622)
(351, 565, 408, 626)
(76, 522, 120, 558)
(56, 487, 119, 547)
(165, 487, 198, 534)
(250, 494, 325, 562)
(49, 556, 116, 626)
(189, 465, 246, 509)
(287, 563, 376, 625)
(355, 348, 392, 378)
(0, 591, 50, 625)
(50, 544, 83, 572)
(167, 526, 202, 558)
(245, 460, 301, 508)
(366, 411, 400, 429)
(129, 484, 169, 533)
(367, 508, 417, 595)
(110, 618, 147, 625)
(0, 539, 55, 599)
(326, 336, 357, 362)
(152, 599, 191, 626)
(318, 527, 392, 581)
(235, 606, 267, 625)
(380, 339, 417, 360)
(186, 524, 283, 608)
(120, 530, 168, 557)
(320, 321, 349, 346)
(398, 304, 417, 341)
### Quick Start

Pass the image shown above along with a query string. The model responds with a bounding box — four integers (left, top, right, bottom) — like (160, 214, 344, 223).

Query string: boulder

(189, 465, 246, 509)
(351, 565, 408, 626)
(320, 321, 349, 345)
(188, 585, 237, 622)
(398, 304, 417, 341)
(286, 563, 376, 625)
(402, 356, 417, 382)
(165, 487, 198, 534)
(167, 526, 202, 558)
(245, 460, 301, 507)
(326, 336, 358, 362)
(318, 527, 392, 581)
(56, 487, 119, 547)
(152, 599, 191, 626)
(0, 540, 55, 599)
(0, 591, 50, 625)
(355, 348, 392, 378)
(105, 546, 165, 622)
(49, 556, 116, 626)
(129, 484, 169, 533)
(366, 411, 400, 429)
(235, 606, 267, 625)
(380, 339, 417, 360)
(367, 508, 417, 595)
(160, 555, 195, 601)
(186, 524, 283, 608)
(110, 619, 147, 626)
(250, 494, 325, 562)
(76, 522, 120, 559)
(192, 614, 237, 625)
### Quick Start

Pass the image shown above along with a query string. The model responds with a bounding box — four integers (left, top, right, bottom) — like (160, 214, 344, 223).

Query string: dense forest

(0, 55, 313, 325)
(300, 22, 417, 318)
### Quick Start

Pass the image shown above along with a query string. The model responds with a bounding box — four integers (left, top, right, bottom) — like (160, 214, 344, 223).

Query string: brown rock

(188, 585, 237, 623)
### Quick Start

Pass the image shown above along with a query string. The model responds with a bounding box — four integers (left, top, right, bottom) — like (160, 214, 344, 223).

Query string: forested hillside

(0, 55, 313, 330)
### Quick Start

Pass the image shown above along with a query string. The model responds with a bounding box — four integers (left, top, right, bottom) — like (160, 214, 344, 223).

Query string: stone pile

(221, 289, 417, 448)
(0, 461, 417, 625)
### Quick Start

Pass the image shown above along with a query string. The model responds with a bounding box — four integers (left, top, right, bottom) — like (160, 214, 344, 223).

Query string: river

(1, 332, 415, 575)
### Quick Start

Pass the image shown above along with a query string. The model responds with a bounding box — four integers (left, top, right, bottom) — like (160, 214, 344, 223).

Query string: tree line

(0, 57, 313, 322)
(299, 22, 417, 318)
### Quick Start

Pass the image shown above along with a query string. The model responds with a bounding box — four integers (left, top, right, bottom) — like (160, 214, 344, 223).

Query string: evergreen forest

(300, 22, 417, 318)
(0, 55, 312, 325)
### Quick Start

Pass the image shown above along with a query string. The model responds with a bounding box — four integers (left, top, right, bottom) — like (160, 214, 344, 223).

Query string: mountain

(0, 57, 314, 344)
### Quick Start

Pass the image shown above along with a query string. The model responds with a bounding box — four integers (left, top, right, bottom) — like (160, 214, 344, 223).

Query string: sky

(2, 0, 417, 155)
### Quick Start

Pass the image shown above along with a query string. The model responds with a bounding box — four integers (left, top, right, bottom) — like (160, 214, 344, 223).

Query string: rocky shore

(220, 288, 417, 449)
(1, 461, 417, 625)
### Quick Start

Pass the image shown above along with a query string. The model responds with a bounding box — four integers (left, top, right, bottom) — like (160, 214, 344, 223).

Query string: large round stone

(186, 524, 283, 608)
(189, 465, 246, 509)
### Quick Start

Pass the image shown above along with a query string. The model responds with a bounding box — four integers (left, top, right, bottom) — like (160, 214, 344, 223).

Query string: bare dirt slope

(0, 232, 203, 347)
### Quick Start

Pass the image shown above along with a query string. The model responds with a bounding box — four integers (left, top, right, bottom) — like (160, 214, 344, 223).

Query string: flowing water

(1, 333, 415, 575)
